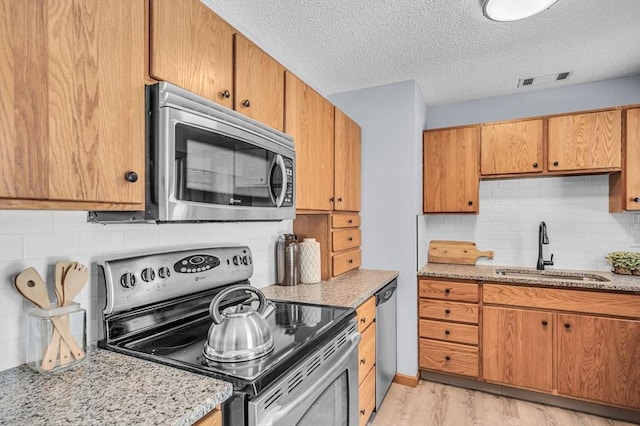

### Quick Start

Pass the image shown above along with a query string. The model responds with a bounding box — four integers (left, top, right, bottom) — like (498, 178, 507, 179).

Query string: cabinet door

(481, 119, 543, 175)
(0, 0, 145, 206)
(334, 108, 361, 211)
(548, 110, 621, 171)
(234, 34, 284, 131)
(557, 314, 640, 409)
(285, 72, 335, 210)
(483, 306, 553, 392)
(149, 0, 234, 109)
(423, 127, 479, 213)
(611, 108, 640, 212)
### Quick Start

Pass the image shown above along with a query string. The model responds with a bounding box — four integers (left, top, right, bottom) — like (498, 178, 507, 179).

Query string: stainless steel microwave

(90, 82, 295, 223)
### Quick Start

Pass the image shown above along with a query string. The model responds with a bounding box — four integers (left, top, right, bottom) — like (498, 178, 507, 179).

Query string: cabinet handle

(541, 320, 548, 326)
(338, 197, 343, 202)
(445, 309, 451, 314)
(532, 162, 539, 168)
(348, 237, 354, 242)
(360, 317, 366, 323)
(125, 171, 138, 183)
(360, 409, 366, 416)
(564, 323, 571, 329)
(467, 200, 473, 206)
(348, 219, 353, 224)
(220, 90, 230, 99)
(444, 330, 450, 335)
(633, 197, 640, 203)
(444, 288, 451, 294)
(242, 99, 250, 108)
(553, 161, 559, 167)
(348, 259, 353, 264)
(330, 197, 335, 202)
(445, 356, 451, 361)
(360, 358, 366, 365)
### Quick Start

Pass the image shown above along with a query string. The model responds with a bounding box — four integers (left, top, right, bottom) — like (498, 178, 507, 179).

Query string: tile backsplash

(418, 175, 640, 271)
(0, 211, 291, 371)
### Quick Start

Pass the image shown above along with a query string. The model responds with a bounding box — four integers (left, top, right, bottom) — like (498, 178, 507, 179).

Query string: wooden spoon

(55, 261, 74, 366)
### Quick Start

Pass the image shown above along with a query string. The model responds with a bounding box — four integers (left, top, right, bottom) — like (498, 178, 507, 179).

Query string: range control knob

(233, 255, 240, 266)
(120, 273, 136, 289)
(242, 256, 249, 265)
(141, 268, 156, 282)
(157, 267, 170, 279)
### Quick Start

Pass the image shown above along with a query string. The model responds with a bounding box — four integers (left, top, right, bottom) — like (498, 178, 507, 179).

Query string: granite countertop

(418, 263, 640, 293)
(261, 269, 399, 308)
(0, 347, 233, 426)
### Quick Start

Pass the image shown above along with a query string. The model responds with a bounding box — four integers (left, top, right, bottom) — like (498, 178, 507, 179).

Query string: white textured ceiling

(205, 0, 640, 106)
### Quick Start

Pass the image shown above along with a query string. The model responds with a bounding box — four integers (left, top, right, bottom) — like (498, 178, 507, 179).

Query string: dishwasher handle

(376, 279, 397, 305)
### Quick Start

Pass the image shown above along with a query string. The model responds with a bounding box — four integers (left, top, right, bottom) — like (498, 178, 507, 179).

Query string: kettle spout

(261, 301, 276, 319)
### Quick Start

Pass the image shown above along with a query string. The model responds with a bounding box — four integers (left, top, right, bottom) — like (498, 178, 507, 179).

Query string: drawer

(358, 322, 376, 385)
(419, 300, 479, 324)
(419, 339, 479, 378)
(359, 366, 376, 426)
(419, 319, 478, 345)
(332, 249, 361, 276)
(332, 228, 361, 252)
(356, 296, 376, 333)
(332, 213, 361, 228)
(419, 279, 478, 302)
(193, 407, 221, 426)
(483, 284, 640, 319)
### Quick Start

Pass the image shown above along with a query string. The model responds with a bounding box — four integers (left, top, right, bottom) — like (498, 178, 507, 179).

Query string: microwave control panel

(283, 158, 294, 207)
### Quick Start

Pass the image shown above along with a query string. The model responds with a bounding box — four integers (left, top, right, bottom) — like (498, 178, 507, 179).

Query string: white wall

(0, 211, 290, 371)
(330, 80, 425, 377)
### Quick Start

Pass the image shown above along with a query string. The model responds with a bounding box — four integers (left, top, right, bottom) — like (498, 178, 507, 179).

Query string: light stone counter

(0, 346, 233, 426)
(417, 263, 640, 293)
(261, 269, 399, 308)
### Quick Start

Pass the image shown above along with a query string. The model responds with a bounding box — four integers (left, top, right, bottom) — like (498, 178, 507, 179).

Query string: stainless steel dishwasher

(375, 279, 397, 410)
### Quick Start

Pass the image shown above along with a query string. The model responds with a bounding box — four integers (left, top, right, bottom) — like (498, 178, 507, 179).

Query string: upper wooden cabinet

(0, 0, 145, 209)
(610, 107, 640, 212)
(334, 108, 361, 212)
(149, 0, 234, 109)
(548, 110, 621, 172)
(480, 119, 544, 175)
(423, 126, 479, 213)
(234, 34, 285, 131)
(285, 72, 335, 211)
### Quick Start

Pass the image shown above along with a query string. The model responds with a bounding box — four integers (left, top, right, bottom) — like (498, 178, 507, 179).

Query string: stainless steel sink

(494, 268, 610, 282)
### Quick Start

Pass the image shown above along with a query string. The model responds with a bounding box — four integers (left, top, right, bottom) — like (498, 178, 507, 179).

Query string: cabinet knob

(125, 171, 138, 183)
(633, 197, 640, 203)
(348, 237, 353, 242)
(360, 409, 366, 416)
(330, 197, 335, 202)
(348, 259, 353, 264)
(360, 358, 366, 365)
(338, 197, 343, 202)
(360, 317, 366, 323)
(445, 355, 451, 361)
(242, 99, 250, 108)
(553, 161, 559, 167)
(220, 90, 230, 99)
(348, 219, 353, 224)
(564, 323, 571, 329)
(444, 330, 450, 335)
(532, 162, 539, 168)
(444, 288, 451, 294)
(468, 200, 473, 206)
(445, 309, 451, 314)
(541, 320, 548, 326)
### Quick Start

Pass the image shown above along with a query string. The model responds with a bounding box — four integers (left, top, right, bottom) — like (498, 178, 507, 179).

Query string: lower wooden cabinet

(557, 314, 640, 409)
(193, 407, 221, 426)
(482, 306, 553, 392)
(419, 339, 478, 377)
(356, 297, 376, 426)
(359, 367, 376, 426)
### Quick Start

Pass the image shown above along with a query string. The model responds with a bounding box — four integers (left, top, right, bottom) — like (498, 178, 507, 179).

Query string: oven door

(249, 327, 361, 426)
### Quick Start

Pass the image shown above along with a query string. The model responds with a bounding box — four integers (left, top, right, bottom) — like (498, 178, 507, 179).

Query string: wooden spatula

(54, 261, 74, 367)
(62, 263, 89, 306)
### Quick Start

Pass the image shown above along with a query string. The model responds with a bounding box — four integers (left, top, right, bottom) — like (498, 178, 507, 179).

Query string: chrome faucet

(537, 221, 554, 270)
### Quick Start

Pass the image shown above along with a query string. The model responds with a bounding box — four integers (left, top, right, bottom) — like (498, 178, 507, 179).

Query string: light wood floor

(371, 381, 639, 426)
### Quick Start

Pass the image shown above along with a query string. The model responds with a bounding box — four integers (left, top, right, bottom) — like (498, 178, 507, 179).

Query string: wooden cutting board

(428, 240, 494, 265)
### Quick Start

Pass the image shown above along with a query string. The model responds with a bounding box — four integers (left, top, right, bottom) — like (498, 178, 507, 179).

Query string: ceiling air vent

(518, 71, 573, 88)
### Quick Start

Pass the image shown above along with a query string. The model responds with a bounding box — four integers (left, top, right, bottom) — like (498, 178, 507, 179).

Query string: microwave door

(270, 154, 288, 207)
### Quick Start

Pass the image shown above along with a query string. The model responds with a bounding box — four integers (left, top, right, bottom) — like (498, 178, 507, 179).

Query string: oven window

(174, 124, 285, 207)
(297, 371, 348, 426)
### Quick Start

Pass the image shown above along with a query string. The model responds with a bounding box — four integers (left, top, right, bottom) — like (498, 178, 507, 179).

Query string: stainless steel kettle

(203, 285, 275, 362)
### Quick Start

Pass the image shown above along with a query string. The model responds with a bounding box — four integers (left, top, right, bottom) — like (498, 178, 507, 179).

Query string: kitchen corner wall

(0, 211, 291, 371)
(330, 80, 425, 378)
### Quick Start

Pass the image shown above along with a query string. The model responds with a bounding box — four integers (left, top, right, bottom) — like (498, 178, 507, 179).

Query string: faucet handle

(545, 254, 554, 266)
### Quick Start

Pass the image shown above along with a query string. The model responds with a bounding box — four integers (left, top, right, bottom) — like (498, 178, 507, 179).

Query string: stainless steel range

(97, 246, 360, 425)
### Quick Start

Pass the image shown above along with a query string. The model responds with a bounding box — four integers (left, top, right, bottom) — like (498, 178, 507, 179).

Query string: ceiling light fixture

(482, 0, 559, 22)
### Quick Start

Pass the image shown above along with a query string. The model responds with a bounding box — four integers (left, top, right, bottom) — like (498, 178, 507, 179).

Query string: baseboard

(393, 372, 419, 388)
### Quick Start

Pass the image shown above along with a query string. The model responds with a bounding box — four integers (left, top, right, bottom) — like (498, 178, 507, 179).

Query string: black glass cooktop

(117, 301, 354, 395)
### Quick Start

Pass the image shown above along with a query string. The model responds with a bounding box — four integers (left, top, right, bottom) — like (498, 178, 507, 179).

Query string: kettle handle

(209, 285, 270, 324)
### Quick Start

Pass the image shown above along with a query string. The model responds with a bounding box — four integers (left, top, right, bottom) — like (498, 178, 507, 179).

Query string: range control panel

(99, 246, 253, 314)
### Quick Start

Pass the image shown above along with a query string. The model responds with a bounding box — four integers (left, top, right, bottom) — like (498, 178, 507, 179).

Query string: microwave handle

(273, 154, 288, 207)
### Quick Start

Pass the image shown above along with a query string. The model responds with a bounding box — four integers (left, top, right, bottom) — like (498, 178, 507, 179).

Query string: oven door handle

(271, 154, 287, 208)
(261, 332, 361, 426)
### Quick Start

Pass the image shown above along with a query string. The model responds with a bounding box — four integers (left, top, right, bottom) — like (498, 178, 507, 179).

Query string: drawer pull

(445, 309, 451, 314)
(444, 330, 450, 335)
(360, 409, 366, 416)
(445, 355, 451, 361)
(360, 317, 366, 323)
(360, 358, 366, 365)
(541, 320, 548, 326)
(564, 323, 571, 329)
(348, 237, 353, 242)
(348, 259, 353, 264)
(348, 219, 353, 224)
(444, 288, 451, 294)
